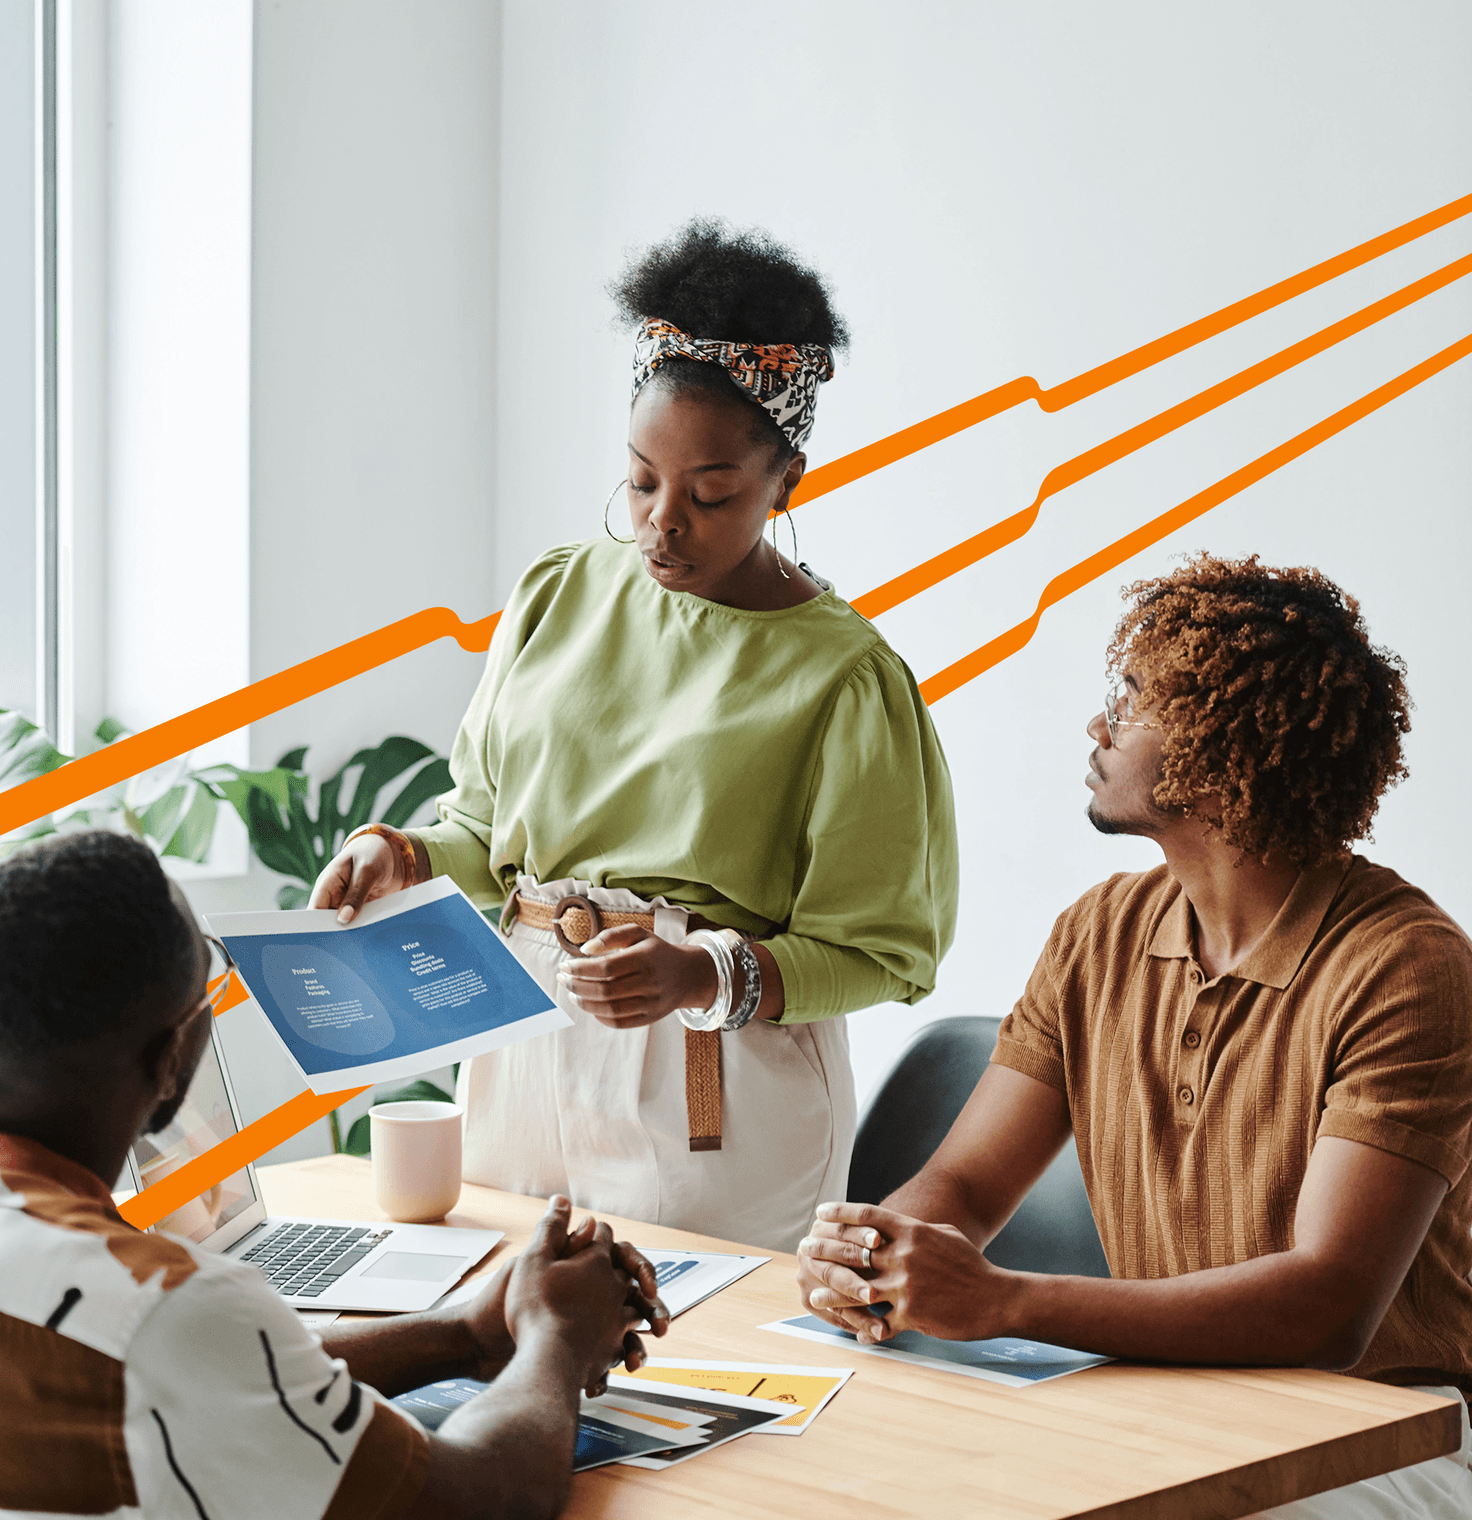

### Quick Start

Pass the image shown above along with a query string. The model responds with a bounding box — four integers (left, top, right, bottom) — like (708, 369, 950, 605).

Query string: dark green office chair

(847, 1016, 1110, 1278)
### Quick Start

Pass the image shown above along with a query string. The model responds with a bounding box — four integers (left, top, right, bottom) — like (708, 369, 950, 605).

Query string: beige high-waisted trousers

(456, 875, 857, 1253)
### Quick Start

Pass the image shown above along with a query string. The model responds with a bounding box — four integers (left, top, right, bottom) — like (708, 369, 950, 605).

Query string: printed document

(764, 1313, 1111, 1387)
(623, 1358, 851, 1435)
(208, 878, 569, 1092)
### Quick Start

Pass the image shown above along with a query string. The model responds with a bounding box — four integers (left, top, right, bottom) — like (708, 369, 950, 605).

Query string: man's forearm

(881, 1065, 1074, 1249)
(1003, 1249, 1373, 1370)
(321, 1305, 486, 1397)
(885, 1161, 1002, 1249)
(429, 1327, 582, 1520)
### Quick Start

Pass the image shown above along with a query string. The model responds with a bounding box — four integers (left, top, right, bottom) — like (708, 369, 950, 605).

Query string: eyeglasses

(1104, 678, 1153, 744)
(203, 935, 239, 1015)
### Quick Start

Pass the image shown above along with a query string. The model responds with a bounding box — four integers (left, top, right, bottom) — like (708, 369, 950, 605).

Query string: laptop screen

(131, 1026, 259, 1244)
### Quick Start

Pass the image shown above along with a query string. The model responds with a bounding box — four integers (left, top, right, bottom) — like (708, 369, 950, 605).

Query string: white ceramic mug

(370, 1100, 463, 1222)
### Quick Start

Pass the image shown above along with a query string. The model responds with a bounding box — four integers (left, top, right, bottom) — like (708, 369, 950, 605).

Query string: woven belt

(510, 892, 725, 1152)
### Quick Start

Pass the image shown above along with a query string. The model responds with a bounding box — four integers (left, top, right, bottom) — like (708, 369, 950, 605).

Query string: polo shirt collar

(0, 1132, 116, 1205)
(1148, 855, 1354, 989)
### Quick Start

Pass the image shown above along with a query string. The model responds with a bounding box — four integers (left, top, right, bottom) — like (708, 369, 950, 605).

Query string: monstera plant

(0, 713, 451, 909)
(0, 709, 300, 863)
(232, 735, 451, 909)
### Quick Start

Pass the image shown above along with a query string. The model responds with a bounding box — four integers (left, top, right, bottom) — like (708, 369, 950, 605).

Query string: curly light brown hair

(1106, 553, 1412, 867)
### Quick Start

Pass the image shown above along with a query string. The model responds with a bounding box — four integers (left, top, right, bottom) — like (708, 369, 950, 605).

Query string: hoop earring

(603, 478, 634, 544)
(770, 507, 791, 580)
(770, 504, 797, 580)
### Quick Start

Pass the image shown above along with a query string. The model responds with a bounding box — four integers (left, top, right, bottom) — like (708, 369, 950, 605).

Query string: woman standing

(312, 221, 958, 1251)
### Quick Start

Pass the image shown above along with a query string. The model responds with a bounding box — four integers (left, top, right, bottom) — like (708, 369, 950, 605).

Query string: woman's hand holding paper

(309, 832, 408, 924)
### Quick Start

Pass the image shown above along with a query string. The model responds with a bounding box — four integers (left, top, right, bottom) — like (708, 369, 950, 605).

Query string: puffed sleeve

(404, 543, 577, 909)
(767, 642, 959, 1023)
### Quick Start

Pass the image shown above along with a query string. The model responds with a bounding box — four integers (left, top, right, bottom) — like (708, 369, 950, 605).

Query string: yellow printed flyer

(625, 1359, 852, 1436)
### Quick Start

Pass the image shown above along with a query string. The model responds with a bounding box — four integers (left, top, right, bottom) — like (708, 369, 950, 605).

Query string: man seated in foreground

(0, 830, 668, 1520)
(799, 554, 1472, 1517)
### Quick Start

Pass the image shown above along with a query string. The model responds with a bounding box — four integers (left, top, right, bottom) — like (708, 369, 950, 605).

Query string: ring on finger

(859, 1245, 872, 1270)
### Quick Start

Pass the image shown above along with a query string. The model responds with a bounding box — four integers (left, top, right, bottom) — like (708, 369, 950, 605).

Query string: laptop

(120, 1019, 503, 1312)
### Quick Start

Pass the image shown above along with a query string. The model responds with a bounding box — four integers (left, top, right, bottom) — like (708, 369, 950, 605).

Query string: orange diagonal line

(24, 195, 1472, 1228)
(8, 197, 1468, 835)
(854, 249, 1472, 620)
(0, 608, 502, 835)
(791, 190, 1472, 509)
(919, 332, 1472, 705)
(135, 334, 1472, 1230)
(207, 975, 251, 1017)
(117, 1084, 367, 1230)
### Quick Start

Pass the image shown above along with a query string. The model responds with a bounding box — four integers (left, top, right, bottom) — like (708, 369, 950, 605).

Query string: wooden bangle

(344, 823, 419, 888)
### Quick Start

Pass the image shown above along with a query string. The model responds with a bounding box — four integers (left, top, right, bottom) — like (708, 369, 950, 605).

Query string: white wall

(103, 2, 1468, 1163)
(493, 0, 1472, 1104)
(182, 0, 502, 1160)
(106, 0, 252, 768)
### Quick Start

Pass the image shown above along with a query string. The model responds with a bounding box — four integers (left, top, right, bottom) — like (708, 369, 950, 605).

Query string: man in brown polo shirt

(798, 554, 1472, 1517)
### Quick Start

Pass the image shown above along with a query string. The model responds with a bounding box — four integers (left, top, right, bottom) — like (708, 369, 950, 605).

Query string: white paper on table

(580, 1396, 710, 1448)
(625, 1358, 853, 1435)
(207, 878, 570, 1093)
(293, 1309, 342, 1328)
(431, 1275, 496, 1312)
(603, 1375, 792, 1469)
(636, 1249, 769, 1324)
(762, 1314, 1112, 1387)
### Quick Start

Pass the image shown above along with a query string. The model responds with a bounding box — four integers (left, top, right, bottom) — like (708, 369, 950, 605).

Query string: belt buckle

(551, 895, 603, 955)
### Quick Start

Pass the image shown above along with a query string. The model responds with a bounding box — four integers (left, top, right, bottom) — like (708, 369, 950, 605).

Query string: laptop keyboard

(237, 1223, 395, 1298)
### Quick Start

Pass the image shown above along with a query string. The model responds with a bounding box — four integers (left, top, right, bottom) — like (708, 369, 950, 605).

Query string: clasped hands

(796, 1202, 1022, 1345)
(557, 924, 715, 1030)
(460, 1195, 670, 1396)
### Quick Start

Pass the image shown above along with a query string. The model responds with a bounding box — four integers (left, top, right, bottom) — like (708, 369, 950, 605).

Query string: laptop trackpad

(359, 1252, 465, 1283)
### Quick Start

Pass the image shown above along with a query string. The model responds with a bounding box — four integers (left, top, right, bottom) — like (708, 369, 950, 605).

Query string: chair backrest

(847, 1016, 1110, 1278)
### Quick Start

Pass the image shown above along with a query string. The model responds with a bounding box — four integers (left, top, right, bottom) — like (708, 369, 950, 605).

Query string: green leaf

(276, 882, 310, 910)
(160, 785, 218, 862)
(380, 757, 452, 829)
(138, 786, 188, 848)
(247, 789, 314, 881)
(340, 1078, 456, 1158)
(343, 1114, 372, 1156)
(340, 737, 436, 836)
(200, 763, 303, 816)
(381, 1078, 456, 1106)
(93, 716, 130, 745)
(315, 767, 350, 855)
(284, 786, 326, 880)
(275, 746, 310, 772)
(0, 710, 72, 789)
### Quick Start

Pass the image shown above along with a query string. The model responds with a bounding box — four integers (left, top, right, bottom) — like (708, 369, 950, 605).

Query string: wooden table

(260, 1156, 1460, 1520)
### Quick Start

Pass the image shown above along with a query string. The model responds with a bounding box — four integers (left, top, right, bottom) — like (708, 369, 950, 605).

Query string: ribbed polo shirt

(994, 855, 1472, 1396)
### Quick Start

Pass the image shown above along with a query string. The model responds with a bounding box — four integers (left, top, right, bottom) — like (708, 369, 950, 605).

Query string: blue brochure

(207, 878, 569, 1092)
(763, 1313, 1111, 1387)
(391, 1377, 683, 1469)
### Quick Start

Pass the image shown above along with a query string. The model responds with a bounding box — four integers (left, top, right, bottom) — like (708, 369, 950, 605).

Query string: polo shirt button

(1183, 1030, 1201, 1049)
(1178, 1086, 1194, 1104)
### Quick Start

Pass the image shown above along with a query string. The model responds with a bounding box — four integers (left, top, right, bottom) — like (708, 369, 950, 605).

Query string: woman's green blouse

(408, 540, 959, 1024)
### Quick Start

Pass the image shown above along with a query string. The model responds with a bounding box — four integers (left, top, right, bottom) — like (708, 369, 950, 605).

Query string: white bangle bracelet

(677, 929, 735, 1032)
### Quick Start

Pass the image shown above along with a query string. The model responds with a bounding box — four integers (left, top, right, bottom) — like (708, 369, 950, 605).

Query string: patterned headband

(631, 317, 835, 450)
